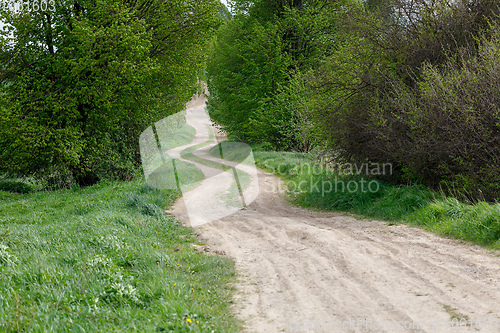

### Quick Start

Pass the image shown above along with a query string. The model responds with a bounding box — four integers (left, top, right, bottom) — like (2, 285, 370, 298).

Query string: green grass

(254, 151, 500, 250)
(147, 159, 206, 192)
(0, 180, 239, 332)
(0, 176, 43, 194)
(208, 142, 253, 166)
(408, 199, 500, 247)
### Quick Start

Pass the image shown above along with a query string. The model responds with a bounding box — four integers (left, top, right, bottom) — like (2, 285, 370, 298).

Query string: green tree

(0, 0, 220, 186)
(207, 0, 338, 150)
(207, 16, 289, 143)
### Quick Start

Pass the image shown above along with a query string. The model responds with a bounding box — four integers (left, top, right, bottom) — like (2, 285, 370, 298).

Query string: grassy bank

(0, 179, 239, 332)
(253, 151, 500, 250)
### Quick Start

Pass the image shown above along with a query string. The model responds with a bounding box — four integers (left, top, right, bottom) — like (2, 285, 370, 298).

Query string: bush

(307, 0, 500, 201)
(0, 180, 34, 194)
(383, 25, 500, 200)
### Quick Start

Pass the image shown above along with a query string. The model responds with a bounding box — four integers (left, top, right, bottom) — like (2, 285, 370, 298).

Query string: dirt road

(169, 97, 500, 333)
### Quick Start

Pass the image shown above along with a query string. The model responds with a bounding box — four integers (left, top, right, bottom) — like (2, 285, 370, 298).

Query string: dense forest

(207, 0, 500, 201)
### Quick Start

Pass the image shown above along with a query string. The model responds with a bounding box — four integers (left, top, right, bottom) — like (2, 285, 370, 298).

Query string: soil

(169, 96, 500, 333)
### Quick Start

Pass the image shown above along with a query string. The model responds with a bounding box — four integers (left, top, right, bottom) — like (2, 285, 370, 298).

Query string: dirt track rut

(170, 97, 500, 333)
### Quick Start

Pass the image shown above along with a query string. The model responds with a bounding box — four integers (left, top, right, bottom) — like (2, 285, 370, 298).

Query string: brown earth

(169, 96, 500, 333)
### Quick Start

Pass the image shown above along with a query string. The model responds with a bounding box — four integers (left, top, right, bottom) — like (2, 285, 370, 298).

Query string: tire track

(169, 97, 500, 333)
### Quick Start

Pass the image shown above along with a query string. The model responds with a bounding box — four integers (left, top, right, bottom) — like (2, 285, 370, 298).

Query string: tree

(0, 0, 220, 186)
(207, 16, 289, 143)
(207, 0, 338, 150)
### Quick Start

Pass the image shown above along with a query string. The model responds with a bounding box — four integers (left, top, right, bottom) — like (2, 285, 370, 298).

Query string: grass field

(0, 179, 239, 332)
(253, 151, 500, 250)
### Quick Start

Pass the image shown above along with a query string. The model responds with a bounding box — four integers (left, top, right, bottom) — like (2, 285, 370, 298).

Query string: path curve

(170, 97, 500, 333)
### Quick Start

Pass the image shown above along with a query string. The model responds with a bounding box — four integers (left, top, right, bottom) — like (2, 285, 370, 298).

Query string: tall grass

(0, 180, 239, 332)
(254, 151, 500, 250)
(408, 199, 500, 247)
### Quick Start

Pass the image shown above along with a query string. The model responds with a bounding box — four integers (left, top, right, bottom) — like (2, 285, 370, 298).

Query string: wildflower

(289, 165, 300, 176)
(196, 320, 200, 324)
(173, 283, 176, 286)
(191, 288, 194, 291)
(186, 318, 192, 324)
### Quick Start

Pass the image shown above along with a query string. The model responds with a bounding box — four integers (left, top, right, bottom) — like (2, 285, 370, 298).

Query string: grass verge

(253, 151, 500, 250)
(0, 179, 239, 332)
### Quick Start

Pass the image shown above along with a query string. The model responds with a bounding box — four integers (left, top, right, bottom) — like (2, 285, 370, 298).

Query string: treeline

(207, 0, 500, 201)
(0, 0, 221, 187)
(207, 0, 335, 150)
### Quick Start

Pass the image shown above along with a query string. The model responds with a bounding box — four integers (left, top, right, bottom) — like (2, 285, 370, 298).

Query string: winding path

(170, 96, 500, 333)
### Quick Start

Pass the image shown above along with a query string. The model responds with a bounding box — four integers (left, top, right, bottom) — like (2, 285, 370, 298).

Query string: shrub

(383, 25, 500, 200)
(307, 1, 500, 201)
(0, 180, 33, 194)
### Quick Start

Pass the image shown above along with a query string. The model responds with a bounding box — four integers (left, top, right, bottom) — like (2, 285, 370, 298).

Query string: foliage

(0, 0, 220, 186)
(207, 16, 289, 143)
(209, 0, 500, 200)
(306, 0, 500, 200)
(0, 179, 33, 194)
(381, 30, 500, 201)
(207, 0, 338, 150)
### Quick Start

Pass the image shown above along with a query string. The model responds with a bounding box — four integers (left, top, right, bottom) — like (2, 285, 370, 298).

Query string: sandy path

(169, 98, 500, 333)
